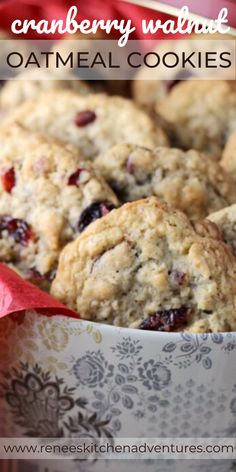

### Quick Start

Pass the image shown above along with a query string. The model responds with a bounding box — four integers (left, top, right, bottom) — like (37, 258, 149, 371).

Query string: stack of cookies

(1, 35, 236, 334)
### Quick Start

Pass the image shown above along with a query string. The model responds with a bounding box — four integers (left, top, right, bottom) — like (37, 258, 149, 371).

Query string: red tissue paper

(0, 264, 79, 320)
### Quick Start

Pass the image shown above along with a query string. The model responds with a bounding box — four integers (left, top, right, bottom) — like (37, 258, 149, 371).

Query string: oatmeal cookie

(158, 80, 236, 158)
(95, 144, 236, 220)
(0, 69, 91, 110)
(51, 197, 236, 333)
(0, 124, 119, 287)
(207, 204, 236, 256)
(3, 91, 168, 160)
(221, 130, 236, 180)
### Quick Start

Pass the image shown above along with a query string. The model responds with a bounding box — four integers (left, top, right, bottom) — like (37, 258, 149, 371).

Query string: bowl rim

(51, 314, 236, 340)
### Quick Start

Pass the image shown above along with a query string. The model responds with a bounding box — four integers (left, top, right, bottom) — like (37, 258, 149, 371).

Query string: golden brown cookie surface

(51, 197, 236, 333)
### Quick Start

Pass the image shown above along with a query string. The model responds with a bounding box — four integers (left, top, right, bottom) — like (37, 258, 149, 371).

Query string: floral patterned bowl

(0, 310, 236, 472)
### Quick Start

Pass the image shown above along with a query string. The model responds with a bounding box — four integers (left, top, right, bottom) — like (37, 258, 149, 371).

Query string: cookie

(157, 80, 236, 158)
(51, 197, 236, 333)
(221, 129, 236, 180)
(95, 144, 236, 220)
(3, 91, 168, 159)
(0, 69, 91, 111)
(0, 124, 119, 287)
(133, 33, 235, 109)
(207, 204, 236, 256)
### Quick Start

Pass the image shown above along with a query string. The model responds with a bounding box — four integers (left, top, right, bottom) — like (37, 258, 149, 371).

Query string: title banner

(0, 39, 235, 81)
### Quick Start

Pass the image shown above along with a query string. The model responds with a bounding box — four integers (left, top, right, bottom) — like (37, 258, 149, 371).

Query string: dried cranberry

(126, 158, 135, 175)
(174, 271, 186, 286)
(0, 216, 34, 246)
(68, 168, 87, 186)
(1, 167, 15, 193)
(27, 267, 56, 289)
(166, 70, 193, 93)
(75, 110, 96, 127)
(140, 307, 189, 332)
(169, 269, 186, 288)
(27, 268, 44, 283)
(78, 202, 116, 233)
